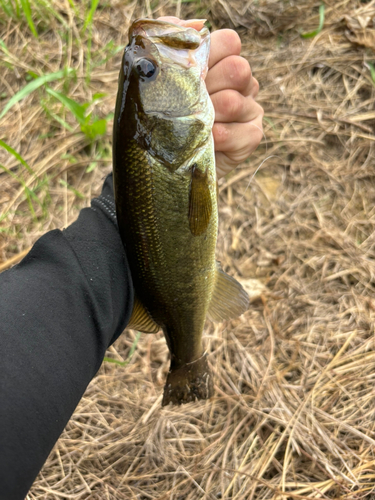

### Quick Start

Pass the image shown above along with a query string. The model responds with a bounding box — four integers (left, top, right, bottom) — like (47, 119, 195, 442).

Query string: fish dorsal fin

(207, 262, 249, 322)
(128, 295, 160, 333)
(189, 164, 212, 236)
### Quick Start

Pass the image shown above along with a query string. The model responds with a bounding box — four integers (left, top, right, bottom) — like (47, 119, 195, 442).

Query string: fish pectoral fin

(188, 164, 212, 236)
(128, 295, 160, 333)
(207, 262, 250, 322)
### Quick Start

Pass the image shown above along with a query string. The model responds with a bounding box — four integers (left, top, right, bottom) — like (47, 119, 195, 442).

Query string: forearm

(0, 174, 133, 500)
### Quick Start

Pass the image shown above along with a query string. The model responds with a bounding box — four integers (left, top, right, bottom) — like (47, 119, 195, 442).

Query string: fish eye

(136, 58, 157, 79)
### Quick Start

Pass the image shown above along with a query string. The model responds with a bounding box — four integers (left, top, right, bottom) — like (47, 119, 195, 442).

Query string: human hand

(157, 17, 264, 179)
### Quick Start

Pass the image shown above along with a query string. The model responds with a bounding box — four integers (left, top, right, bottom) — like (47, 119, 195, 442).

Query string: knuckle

(252, 77, 260, 96)
(221, 90, 242, 119)
(231, 94, 243, 119)
(249, 101, 264, 121)
(227, 56, 251, 87)
(213, 123, 230, 145)
(222, 29, 241, 56)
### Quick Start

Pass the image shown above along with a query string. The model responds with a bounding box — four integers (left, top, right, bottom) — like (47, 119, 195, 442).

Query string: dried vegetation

(1, 0, 375, 498)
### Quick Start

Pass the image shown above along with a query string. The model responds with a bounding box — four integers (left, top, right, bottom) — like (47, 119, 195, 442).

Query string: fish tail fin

(162, 354, 214, 406)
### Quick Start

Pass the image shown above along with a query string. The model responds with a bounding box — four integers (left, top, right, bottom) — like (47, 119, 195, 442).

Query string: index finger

(209, 30, 241, 68)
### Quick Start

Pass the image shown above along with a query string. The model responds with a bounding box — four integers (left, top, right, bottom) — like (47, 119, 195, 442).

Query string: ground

(1, 0, 375, 498)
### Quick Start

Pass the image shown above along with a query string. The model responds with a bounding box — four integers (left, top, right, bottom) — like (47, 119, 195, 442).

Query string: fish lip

(129, 18, 210, 43)
(129, 18, 210, 77)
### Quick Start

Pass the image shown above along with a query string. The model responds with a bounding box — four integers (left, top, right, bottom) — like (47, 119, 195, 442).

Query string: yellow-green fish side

(114, 137, 217, 363)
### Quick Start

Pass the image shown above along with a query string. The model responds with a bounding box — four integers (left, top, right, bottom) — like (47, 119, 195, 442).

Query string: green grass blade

(46, 87, 86, 124)
(0, 139, 34, 174)
(35, 0, 69, 28)
(0, 163, 37, 220)
(0, 38, 9, 53)
(14, 0, 20, 17)
(301, 4, 325, 39)
(128, 332, 141, 359)
(86, 160, 99, 173)
(367, 62, 375, 86)
(0, 68, 74, 120)
(83, 0, 100, 31)
(20, 0, 38, 37)
(0, 140, 43, 220)
(59, 179, 85, 199)
(66, 0, 79, 16)
(41, 102, 74, 132)
(103, 332, 141, 367)
(92, 92, 107, 100)
(0, 1, 14, 18)
(84, 0, 100, 83)
(102, 357, 129, 367)
(0, 38, 10, 56)
(263, 116, 277, 132)
(24, 186, 39, 215)
(81, 118, 107, 140)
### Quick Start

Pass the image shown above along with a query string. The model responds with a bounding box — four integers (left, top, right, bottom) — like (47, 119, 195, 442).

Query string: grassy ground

(1, 0, 375, 498)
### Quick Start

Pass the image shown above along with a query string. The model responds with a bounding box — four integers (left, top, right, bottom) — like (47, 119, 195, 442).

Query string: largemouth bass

(113, 18, 249, 406)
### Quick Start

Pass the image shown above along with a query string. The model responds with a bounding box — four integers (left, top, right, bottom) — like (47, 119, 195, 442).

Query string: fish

(112, 18, 249, 406)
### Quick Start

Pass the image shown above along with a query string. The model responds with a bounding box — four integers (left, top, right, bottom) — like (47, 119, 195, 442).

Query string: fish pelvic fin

(162, 353, 213, 406)
(207, 262, 250, 322)
(127, 295, 160, 333)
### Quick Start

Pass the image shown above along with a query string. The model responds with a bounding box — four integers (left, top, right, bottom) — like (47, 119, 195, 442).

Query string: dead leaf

(257, 250, 281, 267)
(255, 174, 281, 203)
(346, 29, 375, 50)
(343, 14, 371, 31)
(343, 14, 375, 50)
(241, 278, 267, 303)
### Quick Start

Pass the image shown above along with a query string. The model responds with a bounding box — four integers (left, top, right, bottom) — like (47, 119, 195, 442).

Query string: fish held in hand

(113, 18, 249, 406)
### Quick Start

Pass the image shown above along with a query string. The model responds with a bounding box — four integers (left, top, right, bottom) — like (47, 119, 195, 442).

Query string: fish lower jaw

(162, 353, 214, 406)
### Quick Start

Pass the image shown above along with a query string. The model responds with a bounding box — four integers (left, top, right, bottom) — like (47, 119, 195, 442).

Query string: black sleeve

(0, 174, 134, 500)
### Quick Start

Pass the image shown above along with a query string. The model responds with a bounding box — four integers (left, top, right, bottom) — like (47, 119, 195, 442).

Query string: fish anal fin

(128, 295, 160, 333)
(188, 164, 212, 236)
(207, 262, 249, 322)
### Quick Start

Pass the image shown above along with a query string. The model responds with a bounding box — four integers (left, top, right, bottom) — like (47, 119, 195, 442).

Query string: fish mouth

(129, 19, 208, 50)
(129, 18, 210, 78)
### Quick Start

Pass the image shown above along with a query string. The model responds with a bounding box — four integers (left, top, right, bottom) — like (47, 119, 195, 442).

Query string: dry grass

(1, 0, 375, 498)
